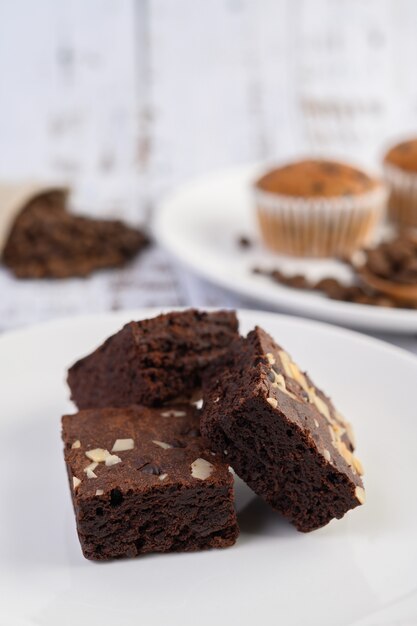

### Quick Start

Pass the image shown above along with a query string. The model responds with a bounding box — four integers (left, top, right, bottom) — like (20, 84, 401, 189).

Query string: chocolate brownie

(201, 326, 365, 532)
(68, 309, 239, 409)
(2, 194, 149, 279)
(62, 404, 238, 560)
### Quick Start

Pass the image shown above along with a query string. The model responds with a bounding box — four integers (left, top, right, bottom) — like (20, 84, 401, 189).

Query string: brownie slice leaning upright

(201, 326, 365, 532)
(62, 404, 238, 560)
(68, 309, 238, 409)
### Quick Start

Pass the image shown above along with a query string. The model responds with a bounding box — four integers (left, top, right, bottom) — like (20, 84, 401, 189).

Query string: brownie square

(62, 404, 238, 560)
(67, 309, 239, 409)
(201, 326, 365, 532)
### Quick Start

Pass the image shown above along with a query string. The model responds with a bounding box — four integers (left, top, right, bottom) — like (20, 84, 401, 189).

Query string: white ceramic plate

(1, 308, 417, 626)
(155, 165, 417, 333)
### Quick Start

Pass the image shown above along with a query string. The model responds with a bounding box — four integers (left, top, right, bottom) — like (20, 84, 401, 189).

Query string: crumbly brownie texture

(201, 326, 365, 532)
(255, 159, 379, 198)
(2, 193, 149, 278)
(68, 309, 239, 410)
(62, 404, 238, 560)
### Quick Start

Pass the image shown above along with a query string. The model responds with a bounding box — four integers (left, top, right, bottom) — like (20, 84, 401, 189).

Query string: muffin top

(255, 159, 380, 198)
(384, 139, 417, 173)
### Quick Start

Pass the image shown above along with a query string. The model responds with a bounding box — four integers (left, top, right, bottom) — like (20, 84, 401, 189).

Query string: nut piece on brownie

(67, 309, 239, 409)
(201, 326, 365, 532)
(62, 404, 238, 560)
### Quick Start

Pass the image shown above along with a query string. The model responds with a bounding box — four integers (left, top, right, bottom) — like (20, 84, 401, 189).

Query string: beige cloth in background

(0, 182, 68, 252)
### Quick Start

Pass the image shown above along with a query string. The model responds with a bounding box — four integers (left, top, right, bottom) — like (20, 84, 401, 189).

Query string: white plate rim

(154, 164, 417, 334)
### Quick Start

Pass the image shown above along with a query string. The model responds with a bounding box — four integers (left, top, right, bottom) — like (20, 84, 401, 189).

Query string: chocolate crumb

(238, 236, 252, 249)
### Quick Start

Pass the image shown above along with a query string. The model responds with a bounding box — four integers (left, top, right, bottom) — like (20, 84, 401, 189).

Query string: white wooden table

(1, 0, 417, 357)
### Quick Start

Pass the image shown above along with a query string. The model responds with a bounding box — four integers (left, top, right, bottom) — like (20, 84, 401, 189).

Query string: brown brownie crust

(256, 159, 379, 198)
(201, 326, 365, 532)
(62, 404, 238, 560)
(68, 309, 239, 409)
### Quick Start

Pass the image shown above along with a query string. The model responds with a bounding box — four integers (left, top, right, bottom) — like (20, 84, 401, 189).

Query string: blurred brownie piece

(201, 326, 365, 532)
(62, 404, 238, 560)
(68, 309, 239, 409)
(2, 192, 149, 278)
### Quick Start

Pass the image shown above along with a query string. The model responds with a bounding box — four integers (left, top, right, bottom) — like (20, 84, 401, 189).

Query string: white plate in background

(1, 308, 417, 625)
(155, 165, 417, 333)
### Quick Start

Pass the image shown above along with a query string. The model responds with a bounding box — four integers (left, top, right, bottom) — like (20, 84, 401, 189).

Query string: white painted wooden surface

(0, 0, 416, 354)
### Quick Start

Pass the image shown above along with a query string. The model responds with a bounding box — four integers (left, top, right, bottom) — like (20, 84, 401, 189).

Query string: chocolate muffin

(254, 159, 387, 257)
(383, 138, 417, 228)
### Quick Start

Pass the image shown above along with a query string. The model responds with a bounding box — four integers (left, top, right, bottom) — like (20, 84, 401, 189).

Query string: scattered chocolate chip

(251, 231, 417, 310)
(365, 249, 392, 279)
(238, 236, 252, 249)
(361, 233, 417, 288)
(110, 488, 124, 506)
(284, 274, 311, 289)
(270, 269, 285, 282)
(314, 278, 347, 300)
(311, 181, 325, 194)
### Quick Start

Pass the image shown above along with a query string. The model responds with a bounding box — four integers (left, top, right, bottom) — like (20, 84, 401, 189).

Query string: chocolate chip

(141, 464, 162, 476)
(311, 181, 325, 194)
(271, 269, 285, 282)
(362, 233, 417, 287)
(314, 277, 347, 300)
(110, 488, 123, 506)
(238, 236, 252, 248)
(283, 274, 311, 289)
(365, 249, 392, 278)
(343, 285, 366, 302)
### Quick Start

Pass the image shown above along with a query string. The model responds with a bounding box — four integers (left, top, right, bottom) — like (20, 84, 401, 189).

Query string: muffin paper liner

(384, 163, 417, 228)
(254, 185, 387, 257)
(0, 182, 68, 253)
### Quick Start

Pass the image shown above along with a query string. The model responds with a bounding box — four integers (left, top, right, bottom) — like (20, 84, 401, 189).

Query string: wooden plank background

(0, 0, 417, 351)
